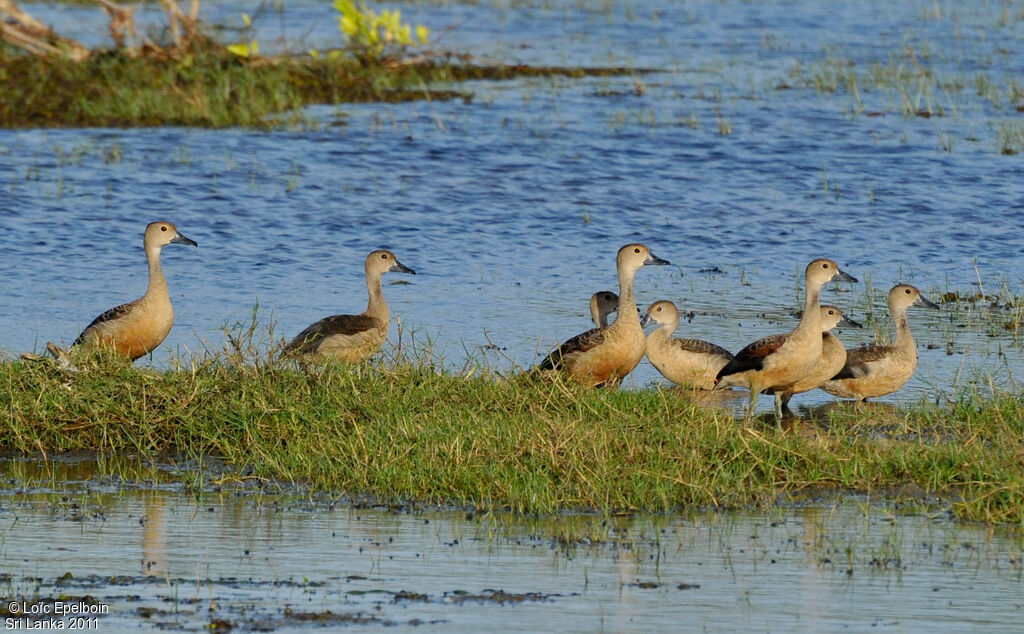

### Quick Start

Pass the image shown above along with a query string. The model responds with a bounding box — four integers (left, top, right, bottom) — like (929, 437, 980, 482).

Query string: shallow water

(1, 0, 1024, 416)
(0, 455, 1020, 632)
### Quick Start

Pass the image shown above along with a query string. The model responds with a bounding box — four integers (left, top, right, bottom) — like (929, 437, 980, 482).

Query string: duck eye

(905, 288, 911, 294)
(634, 248, 641, 254)
(161, 226, 168, 232)
(381, 253, 388, 259)
(822, 263, 829, 269)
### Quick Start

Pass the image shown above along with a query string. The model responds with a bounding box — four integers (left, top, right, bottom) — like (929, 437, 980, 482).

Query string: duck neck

(795, 280, 823, 339)
(590, 300, 605, 328)
(892, 305, 914, 349)
(612, 265, 639, 329)
(144, 243, 169, 302)
(365, 270, 389, 322)
(652, 317, 677, 342)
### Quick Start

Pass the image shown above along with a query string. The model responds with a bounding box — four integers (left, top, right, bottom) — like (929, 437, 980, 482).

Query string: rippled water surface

(0, 456, 1021, 632)
(2, 0, 1024, 416)
(1, 4, 1024, 628)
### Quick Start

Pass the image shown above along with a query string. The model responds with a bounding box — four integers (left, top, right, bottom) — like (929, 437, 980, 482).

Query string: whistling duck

(537, 243, 670, 387)
(821, 284, 937, 401)
(716, 258, 857, 419)
(780, 304, 861, 409)
(590, 291, 619, 328)
(73, 221, 197, 361)
(284, 249, 415, 363)
(641, 299, 733, 390)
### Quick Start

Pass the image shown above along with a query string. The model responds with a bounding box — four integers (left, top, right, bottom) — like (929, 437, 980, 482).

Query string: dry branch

(94, 0, 164, 57)
(160, 0, 199, 50)
(0, 0, 89, 61)
(1, 0, 205, 62)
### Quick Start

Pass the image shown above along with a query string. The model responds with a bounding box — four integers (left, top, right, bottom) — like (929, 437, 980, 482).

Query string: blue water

(1, 0, 1023, 414)
(1, 4, 1023, 628)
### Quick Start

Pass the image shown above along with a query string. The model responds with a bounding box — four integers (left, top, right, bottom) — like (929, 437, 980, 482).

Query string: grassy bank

(1, 347, 1022, 525)
(0, 40, 636, 128)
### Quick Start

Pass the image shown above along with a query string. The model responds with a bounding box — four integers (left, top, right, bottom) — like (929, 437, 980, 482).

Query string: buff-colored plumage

(779, 305, 861, 409)
(716, 259, 857, 419)
(284, 250, 415, 363)
(537, 244, 670, 387)
(642, 299, 733, 390)
(74, 221, 197, 361)
(821, 284, 937, 401)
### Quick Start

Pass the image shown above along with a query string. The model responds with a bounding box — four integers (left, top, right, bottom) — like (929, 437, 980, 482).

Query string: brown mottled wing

(284, 314, 380, 355)
(73, 300, 137, 345)
(537, 327, 607, 371)
(716, 332, 789, 380)
(671, 338, 733, 360)
(830, 344, 892, 379)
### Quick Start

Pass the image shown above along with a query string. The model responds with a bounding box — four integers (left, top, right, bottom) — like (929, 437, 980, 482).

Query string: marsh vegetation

(1, 1, 1022, 527)
(1, 3, 1023, 628)
(0, 0, 638, 127)
(3, 314, 1024, 525)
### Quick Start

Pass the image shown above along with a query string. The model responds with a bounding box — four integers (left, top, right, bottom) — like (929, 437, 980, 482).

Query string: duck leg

(773, 392, 785, 421)
(746, 389, 759, 418)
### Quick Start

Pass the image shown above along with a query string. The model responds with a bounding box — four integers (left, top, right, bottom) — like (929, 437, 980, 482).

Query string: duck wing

(715, 332, 789, 380)
(73, 300, 139, 345)
(284, 314, 380, 355)
(671, 338, 733, 360)
(830, 344, 892, 379)
(537, 327, 607, 371)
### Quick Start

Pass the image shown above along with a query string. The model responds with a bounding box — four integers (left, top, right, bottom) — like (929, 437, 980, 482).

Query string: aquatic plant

(995, 120, 1024, 155)
(225, 12, 259, 59)
(334, 0, 429, 59)
(0, 0, 635, 128)
(0, 41, 631, 128)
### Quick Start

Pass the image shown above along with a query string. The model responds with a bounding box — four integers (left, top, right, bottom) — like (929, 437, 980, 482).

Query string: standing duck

(641, 299, 733, 390)
(284, 249, 415, 363)
(74, 221, 197, 361)
(821, 284, 937, 401)
(779, 305, 861, 410)
(715, 259, 857, 419)
(537, 243, 670, 387)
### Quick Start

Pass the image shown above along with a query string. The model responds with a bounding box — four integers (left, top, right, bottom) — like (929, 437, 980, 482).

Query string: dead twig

(0, 0, 90, 61)
(1, 0, 206, 62)
(160, 0, 199, 51)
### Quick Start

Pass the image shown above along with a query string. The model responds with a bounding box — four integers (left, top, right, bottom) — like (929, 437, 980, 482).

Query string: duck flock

(44, 222, 938, 420)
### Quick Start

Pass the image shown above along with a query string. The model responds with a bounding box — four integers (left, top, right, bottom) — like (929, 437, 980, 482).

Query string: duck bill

(914, 295, 939, 309)
(645, 252, 670, 266)
(836, 268, 857, 283)
(391, 260, 416, 275)
(840, 315, 863, 328)
(171, 232, 198, 247)
(639, 313, 652, 327)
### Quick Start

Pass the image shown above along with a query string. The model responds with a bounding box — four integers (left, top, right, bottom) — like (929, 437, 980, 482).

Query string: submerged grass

(1, 334, 1023, 525)
(0, 41, 638, 128)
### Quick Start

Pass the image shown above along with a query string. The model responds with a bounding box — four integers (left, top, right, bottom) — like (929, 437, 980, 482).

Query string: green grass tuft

(0, 41, 640, 128)
(3, 333, 1023, 524)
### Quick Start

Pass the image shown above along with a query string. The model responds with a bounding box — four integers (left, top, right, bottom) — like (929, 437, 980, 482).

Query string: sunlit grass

(0, 40, 636, 129)
(2, 316, 1023, 525)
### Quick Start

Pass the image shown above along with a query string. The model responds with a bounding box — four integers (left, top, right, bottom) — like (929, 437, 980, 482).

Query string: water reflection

(1, 471, 1019, 631)
(797, 400, 906, 425)
(141, 494, 166, 577)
